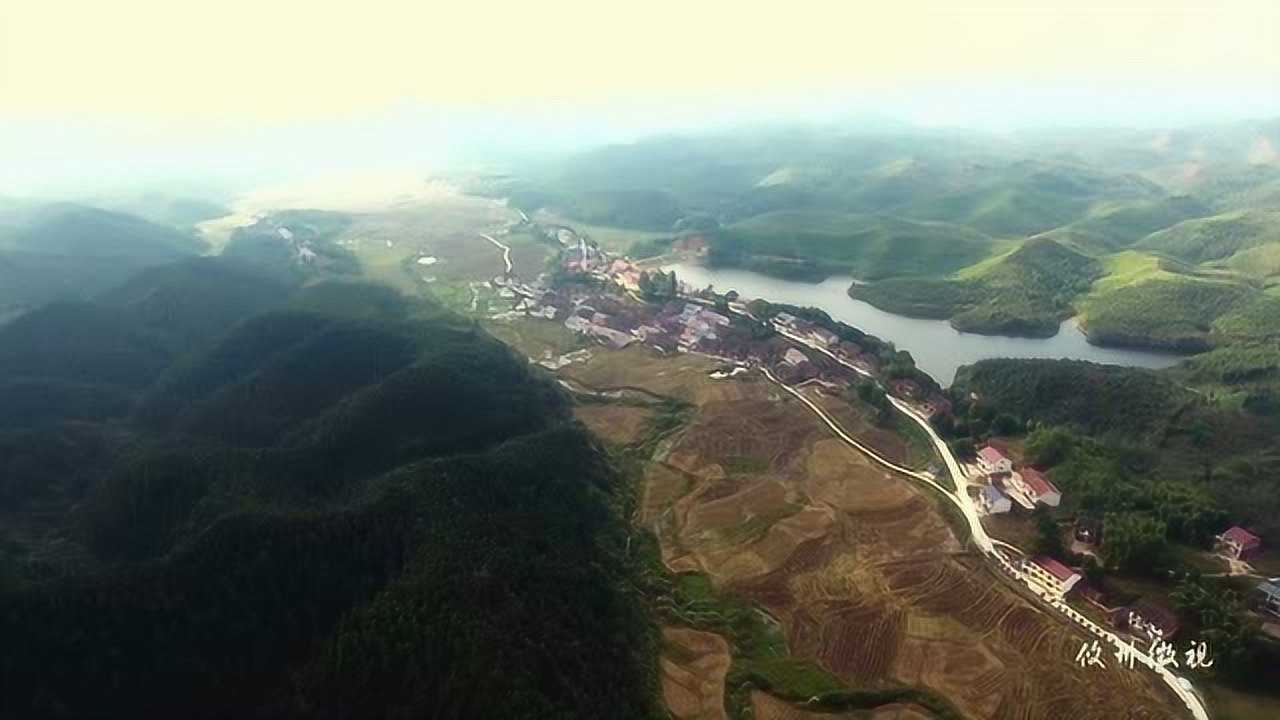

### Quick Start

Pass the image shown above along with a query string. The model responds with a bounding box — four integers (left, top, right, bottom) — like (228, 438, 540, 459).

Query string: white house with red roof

(1011, 467, 1061, 507)
(1023, 555, 1081, 597)
(1216, 526, 1262, 560)
(976, 445, 1012, 476)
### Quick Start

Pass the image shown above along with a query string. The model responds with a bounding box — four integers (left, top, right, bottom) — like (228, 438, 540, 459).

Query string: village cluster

(487, 229, 892, 390)
(968, 442, 1280, 643)
(488, 219, 1280, 656)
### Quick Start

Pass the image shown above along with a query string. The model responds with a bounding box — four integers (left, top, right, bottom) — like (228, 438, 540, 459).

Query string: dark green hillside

(0, 205, 206, 313)
(1135, 209, 1280, 264)
(0, 379, 136, 430)
(902, 185, 1088, 237)
(101, 257, 294, 353)
(898, 163, 1165, 237)
(163, 320, 421, 447)
(8, 203, 205, 257)
(951, 356, 1280, 541)
(1063, 196, 1212, 247)
(952, 359, 1195, 440)
(503, 129, 1150, 231)
(1082, 276, 1279, 351)
(1176, 341, 1280, 388)
(851, 238, 1100, 336)
(0, 252, 133, 313)
(134, 310, 337, 427)
(1169, 161, 1280, 211)
(1171, 341, 1280, 419)
(223, 209, 359, 280)
(0, 269, 655, 719)
(711, 210, 996, 280)
(287, 279, 415, 320)
(0, 302, 174, 388)
(0, 258, 294, 407)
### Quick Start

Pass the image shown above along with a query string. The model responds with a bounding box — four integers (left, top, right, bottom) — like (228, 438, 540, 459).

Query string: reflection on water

(663, 262, 1187, 385)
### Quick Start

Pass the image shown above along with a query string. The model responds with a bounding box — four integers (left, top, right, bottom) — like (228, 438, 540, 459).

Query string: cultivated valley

(2, 87, 1280, 717)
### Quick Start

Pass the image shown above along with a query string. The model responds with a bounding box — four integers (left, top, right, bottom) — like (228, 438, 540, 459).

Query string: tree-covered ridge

(952, 358, 1195, 440)
(951, 357, 1280, 540)
(710, 210, 998, 281)
(223, 209, 361, 280)
(0, 203, 207, 316)
(1136, 209, 1280, 265)
(851, 237, 1101, 336)
(0, 260, 656, 718)
(1080, 272, 1280, 352)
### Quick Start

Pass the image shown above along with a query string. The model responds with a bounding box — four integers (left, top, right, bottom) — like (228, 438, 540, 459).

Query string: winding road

(479, 232, 513, 277)
(759, 326, 1210, 720)
(521, 218, 1209, 720)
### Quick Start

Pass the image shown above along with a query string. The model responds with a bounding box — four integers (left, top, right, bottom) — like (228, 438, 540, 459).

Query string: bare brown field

(642, 462, 694, 528)
(549, 345, 1180, 720)
(801, 386, 910, 466)
(573, 404, 654, 446)
(980, 512, 1039, 551)
(661, 627, 731, 720)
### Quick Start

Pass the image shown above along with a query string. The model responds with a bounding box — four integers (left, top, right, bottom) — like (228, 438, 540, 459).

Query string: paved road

(760, 329, 1210, 720)
(546, 225, 1209, 720)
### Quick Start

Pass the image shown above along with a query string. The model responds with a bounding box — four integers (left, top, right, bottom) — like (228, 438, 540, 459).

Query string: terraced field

(800, 385, 940, 470)
(661, 627, 732, 720)
(554, 340, 1183, 720)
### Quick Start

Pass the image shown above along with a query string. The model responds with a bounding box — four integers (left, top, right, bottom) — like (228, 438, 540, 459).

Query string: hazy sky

(2, 0, 1278, 194)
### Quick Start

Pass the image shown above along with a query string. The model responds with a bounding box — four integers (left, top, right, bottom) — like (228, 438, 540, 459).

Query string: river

(662, 262, 1188, 385)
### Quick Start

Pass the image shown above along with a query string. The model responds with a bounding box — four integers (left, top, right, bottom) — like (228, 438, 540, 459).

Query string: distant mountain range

(485, 119, 1280, 351)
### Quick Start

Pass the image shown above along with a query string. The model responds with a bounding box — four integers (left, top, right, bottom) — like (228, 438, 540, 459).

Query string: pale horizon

(3, 0, 1278, 196)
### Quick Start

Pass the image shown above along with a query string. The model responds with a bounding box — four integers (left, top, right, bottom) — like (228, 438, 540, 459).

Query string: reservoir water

(662, 262, 1188, 385)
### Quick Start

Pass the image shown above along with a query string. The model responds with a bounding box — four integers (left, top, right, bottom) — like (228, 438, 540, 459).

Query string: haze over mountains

(474, 119, 1280, 350)
(2, 111, 1280, 718)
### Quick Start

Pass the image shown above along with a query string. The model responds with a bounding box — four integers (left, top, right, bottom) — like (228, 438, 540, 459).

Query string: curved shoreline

(662, 261, 1189, 384)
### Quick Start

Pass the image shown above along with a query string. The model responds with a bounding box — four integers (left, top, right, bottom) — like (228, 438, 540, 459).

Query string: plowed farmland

(540, 337, 1182, 720)
(661, 627, 732, 720)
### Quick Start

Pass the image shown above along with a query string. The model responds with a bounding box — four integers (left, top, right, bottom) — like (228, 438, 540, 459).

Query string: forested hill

(0, 203, 207, 316)
(0, 260, 656, 718)
(951, 357, 1280, 539)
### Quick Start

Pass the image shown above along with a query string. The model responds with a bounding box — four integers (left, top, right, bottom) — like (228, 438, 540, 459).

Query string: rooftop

(1222, 526, 1262, 548)
(1031, 555, 1078, 582)
(1019, 467, 1059, 497)
(977, 446, 1008, 464)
